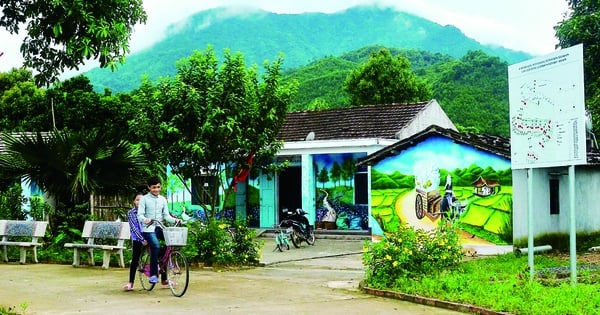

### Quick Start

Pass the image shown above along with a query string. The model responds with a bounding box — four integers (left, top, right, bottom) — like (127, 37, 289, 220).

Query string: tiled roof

(358, 125, 600, 167)
(0, 132, 51, 154)
(277, 101, 430, 141)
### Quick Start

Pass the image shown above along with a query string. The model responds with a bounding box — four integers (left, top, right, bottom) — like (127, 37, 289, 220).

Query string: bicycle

(273, 224, 290, 252)
(138, 220, 189, 297)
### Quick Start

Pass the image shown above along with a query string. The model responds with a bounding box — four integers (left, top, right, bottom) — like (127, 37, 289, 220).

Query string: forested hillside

(84, 6, 530, 93)
(79, 5, 521, 137)
(283, 46, 510, 137)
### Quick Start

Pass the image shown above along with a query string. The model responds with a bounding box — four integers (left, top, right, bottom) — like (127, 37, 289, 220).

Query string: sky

(0, 0, 570, 73)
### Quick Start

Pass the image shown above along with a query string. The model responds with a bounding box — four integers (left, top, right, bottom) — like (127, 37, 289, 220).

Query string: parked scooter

(279, 208, 315, 248)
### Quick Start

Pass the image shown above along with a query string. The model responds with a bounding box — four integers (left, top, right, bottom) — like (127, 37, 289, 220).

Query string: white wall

(513, 166, 600, 241)
(395, 100, 457, 140)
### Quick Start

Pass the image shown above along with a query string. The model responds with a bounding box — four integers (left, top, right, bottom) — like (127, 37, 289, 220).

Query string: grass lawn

(386, 253, 600, 315)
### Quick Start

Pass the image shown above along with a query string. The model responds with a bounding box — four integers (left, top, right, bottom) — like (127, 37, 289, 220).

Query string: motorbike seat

(296, 208, 308, 215)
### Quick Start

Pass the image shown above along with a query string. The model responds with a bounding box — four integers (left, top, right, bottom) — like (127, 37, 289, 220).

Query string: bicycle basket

(163, 227, 188, 246)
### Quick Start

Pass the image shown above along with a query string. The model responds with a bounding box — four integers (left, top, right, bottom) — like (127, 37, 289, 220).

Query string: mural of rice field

(371, 135, 512, 244)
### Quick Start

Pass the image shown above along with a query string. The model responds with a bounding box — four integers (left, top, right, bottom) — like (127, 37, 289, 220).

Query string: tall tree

(330, 162, 341, 187)
(555, 0, 600, 135)
(0, 0, 147, 86)
(146, 47, 297, 218)
(343, 48, 432, 105)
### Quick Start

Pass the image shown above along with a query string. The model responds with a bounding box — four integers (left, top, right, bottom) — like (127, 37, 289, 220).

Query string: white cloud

(0, 0, 570, 73)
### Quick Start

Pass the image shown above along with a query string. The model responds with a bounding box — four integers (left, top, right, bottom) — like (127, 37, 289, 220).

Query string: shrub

(0, 183, 26, 220)
(362, 220, 463, 289)
(185, 218, 263, 266)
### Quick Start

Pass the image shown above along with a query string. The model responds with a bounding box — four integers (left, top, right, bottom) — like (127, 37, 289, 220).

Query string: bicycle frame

(138, 220, 189, 297)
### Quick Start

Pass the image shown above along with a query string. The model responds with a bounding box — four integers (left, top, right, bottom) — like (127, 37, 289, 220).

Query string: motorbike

(279, 208, 315, 248)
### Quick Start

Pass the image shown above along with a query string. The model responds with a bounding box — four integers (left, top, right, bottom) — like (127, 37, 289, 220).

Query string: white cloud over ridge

(0, 0, 570, 73)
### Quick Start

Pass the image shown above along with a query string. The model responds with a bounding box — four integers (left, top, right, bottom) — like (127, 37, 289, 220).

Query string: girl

(123, 193, 147, 291)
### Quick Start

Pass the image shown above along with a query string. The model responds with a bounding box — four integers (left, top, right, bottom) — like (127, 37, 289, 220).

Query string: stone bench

(64, 221, 130, 269)
(0, 220, 48, 264)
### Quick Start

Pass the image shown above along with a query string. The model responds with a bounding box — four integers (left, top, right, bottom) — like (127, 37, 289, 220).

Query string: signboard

(508, 44, 586, 169)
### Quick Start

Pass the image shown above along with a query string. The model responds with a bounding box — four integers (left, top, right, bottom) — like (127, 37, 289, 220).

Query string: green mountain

(85, 5, 531, 92)
(281, 46, 510, 136)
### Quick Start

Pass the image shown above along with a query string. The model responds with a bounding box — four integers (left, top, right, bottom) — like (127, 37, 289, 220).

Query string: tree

(330, 162, 341, 187)
(341, 157, 356, 187)
(0, 68, 47, 131)
(0, 0, 147, 86)
(555, 0, 600, 135)
(0, 130, 147, 233)
(317, 168, 329, 189)
(144, 47, 296, 219)
(343, 48, 432, 105)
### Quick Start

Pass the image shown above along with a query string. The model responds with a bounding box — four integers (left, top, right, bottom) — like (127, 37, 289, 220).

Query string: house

(471, 176, 501, 196)
(357, 125, 512, 244)
(511, 148, 600, 243)
(242, 100, 457, 229)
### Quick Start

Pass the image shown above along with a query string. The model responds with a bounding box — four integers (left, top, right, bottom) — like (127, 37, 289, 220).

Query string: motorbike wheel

(306, 230, 316, 245)
(290, 230, 302, 248)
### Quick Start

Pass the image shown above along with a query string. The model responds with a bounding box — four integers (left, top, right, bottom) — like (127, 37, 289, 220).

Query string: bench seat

(0, 220, 48, 264)
(64, 221, 130, 269)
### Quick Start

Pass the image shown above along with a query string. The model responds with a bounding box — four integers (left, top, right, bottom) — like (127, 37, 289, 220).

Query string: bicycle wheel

(167, 250, 189, 297)
(276, 235, 284, 252)
(138, 250, 155, 291)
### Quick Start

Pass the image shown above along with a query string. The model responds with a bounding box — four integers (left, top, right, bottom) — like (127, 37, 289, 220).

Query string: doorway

(278, 166, 302, 220)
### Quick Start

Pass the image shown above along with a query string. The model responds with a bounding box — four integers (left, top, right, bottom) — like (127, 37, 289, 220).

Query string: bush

(184, 218, 263, 266)
(0, 183, 26, 220)
(362, 220, 463, 289)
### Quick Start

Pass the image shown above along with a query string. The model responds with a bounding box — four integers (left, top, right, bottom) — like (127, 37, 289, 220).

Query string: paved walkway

(0, 237, 508, 314)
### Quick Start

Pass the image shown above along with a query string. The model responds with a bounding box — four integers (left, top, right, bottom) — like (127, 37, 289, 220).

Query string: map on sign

(508, 44, 586, 169)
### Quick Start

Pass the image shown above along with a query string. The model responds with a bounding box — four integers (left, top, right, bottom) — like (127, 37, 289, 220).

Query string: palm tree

(0, 130, 146, 233)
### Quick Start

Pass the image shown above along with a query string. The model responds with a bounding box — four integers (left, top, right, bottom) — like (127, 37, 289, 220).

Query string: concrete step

(256, 228, 370, 241)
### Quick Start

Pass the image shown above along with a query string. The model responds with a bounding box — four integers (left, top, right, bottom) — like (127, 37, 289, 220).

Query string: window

(549, 178, 560, 215)
(354, 173, 368, 205)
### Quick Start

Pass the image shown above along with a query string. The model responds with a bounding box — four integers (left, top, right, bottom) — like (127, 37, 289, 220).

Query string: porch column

(301, 154, 316, 224)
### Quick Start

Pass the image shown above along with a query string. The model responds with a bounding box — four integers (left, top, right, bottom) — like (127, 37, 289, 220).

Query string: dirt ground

(3, 238, 598, 315)
(0, 239, 462, 315)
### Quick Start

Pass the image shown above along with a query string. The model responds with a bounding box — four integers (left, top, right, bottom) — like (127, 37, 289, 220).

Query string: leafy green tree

(330, 162, 342, 187)
(0, 0, 147, 86)
(343, 48, 432, 105)
(317, 168, 329, 189)
(341, 157, 356, 187)
(146, 47, 296, 219)
(0, 69, 47, 131)
(555, 0, 600, 134)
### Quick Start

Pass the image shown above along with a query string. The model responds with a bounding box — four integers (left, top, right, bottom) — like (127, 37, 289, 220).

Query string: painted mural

(371, 136, 512, 245)
(313, 152, 368, 230)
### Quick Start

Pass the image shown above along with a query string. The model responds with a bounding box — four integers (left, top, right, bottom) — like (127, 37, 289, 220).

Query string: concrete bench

(64, 221, 130, 269)
(0, 220, 48, 264)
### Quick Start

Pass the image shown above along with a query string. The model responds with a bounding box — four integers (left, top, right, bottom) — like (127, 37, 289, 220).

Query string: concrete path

(0, 238, 466, 314)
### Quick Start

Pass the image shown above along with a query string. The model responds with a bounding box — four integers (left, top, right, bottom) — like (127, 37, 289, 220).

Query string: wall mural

(371, 136, 512, 245)
(313, 152, 368, 230)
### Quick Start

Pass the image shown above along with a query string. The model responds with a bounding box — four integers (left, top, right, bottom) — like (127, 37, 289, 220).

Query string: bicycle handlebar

(146, 218, 181, 228)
